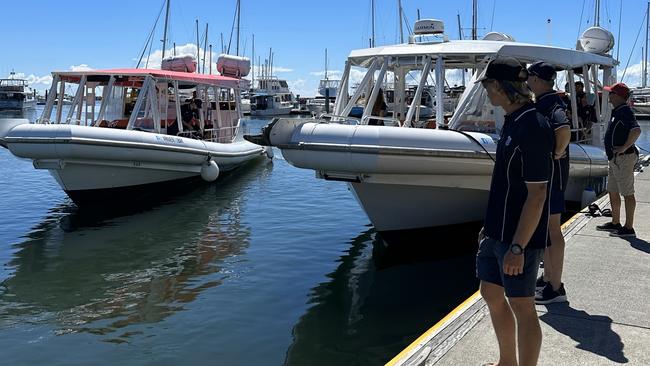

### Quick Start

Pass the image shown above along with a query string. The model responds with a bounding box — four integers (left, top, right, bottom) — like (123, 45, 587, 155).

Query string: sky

(1, 0, 649, 97)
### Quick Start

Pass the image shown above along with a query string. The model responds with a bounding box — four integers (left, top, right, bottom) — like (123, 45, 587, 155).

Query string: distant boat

(250, 77, 294, 116)
(0, 71, 36, 110)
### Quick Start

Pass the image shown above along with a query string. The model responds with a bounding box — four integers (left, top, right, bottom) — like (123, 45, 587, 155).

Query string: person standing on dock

(476, 57, 554, 366)
(597, 83, 641, 237)
(526, 62, 570, 305)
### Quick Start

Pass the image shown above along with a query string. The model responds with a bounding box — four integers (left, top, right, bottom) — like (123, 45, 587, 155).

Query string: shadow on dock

(539, 303, 628, 363)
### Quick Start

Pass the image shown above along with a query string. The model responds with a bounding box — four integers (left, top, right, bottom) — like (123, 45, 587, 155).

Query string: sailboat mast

(252, 34, 255, 90)
(161, 0, 171, 59)
(643, 1, 650, 88)
(196, 19, 200, 73)
(371, 0, 376, 47)
(472, 0, 478, 40)
(202, 23, 209, 74)
(236, 0, 241, 56)
(458, 13, 466, 86)
(325, 48, 328, 80)
(398, 0, 404, 43)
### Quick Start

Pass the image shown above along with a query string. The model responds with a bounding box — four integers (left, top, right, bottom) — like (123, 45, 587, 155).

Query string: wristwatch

(509, 243, 524, 255)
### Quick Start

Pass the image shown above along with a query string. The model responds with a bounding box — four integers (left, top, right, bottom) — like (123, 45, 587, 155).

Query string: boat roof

(53, 68, 241, 88)
(348, 40, 617, 69)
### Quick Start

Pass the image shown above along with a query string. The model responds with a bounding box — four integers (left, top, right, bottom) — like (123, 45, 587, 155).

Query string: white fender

(264, 146, 274, 159)
(200, 159, 220, 181)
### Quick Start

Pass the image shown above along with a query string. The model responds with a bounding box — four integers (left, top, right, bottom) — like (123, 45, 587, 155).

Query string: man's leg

(623, 194, 636, 229)
(547, 214, 565, 290)
(609, 191, 622, 224)
(509, 297, 542, 366)
(480, 281, 517, 366)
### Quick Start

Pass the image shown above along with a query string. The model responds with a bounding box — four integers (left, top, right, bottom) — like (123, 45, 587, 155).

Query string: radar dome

(578, 27, 614, 54)
(482, 32, 516, 42)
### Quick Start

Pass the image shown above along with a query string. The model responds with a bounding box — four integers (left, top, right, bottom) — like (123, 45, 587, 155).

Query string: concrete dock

(388, 158, 650, 366)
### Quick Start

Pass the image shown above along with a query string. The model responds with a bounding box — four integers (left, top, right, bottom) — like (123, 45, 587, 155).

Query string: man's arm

(503, 182, 548, 275)
(554, 125, 571, 159)
(613, 127, 641, 154)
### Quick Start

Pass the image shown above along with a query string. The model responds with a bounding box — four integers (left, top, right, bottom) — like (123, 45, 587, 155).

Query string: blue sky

(1, 0, 649, 96)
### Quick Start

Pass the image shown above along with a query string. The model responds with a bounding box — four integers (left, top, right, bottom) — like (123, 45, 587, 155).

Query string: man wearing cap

(526, 61, 570, 305)
(597, 82, 641, 237)
(477, 57, 554, 366)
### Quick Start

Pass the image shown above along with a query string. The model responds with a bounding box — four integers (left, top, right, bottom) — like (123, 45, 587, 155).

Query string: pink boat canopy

(54, 68, 242, 89)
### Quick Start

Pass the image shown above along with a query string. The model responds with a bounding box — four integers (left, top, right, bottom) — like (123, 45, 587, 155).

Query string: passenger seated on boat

(564, 81, 596, 141)
(368, 89, 387, 126)
(181, 99, 201, 132)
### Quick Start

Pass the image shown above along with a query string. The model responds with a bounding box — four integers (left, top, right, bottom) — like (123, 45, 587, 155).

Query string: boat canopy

(54, 68, 241, 89)
(347, 40, 617, 69)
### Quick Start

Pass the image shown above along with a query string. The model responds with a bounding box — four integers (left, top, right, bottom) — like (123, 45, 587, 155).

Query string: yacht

(249, 77, 294, 116)
(246, 20, 615, 232)
(0, 71, 36, 110)
(0, 55, 272, 206)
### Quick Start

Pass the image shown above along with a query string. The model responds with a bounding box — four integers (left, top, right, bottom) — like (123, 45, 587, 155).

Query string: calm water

(0, 108, 483, 365)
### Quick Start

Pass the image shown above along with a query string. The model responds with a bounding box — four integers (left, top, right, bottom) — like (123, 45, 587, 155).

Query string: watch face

(510, 244, 523, 255)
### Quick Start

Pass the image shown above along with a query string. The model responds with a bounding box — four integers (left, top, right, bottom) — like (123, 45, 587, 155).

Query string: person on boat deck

(563, 81, 596, 141)
(527, 62, 571, 305)
(367, 89, 387, 126)
(596, 82, 642, 238)
(477, 57, 554, 366)
(181, 99, 201, 132)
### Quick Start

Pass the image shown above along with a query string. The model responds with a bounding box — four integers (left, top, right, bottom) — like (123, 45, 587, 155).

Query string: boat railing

(202, 125, 239, 143)
(360, 115, 403, 127)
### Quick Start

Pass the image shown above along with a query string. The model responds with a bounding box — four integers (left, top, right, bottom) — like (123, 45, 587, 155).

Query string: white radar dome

(578, 27, 614, 54)
(482, 32, 516, 42)
(413, 19, 445, 35)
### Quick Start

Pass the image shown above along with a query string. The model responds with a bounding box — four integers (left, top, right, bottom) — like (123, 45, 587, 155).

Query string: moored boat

(1, 55, 272, 206)
(247, 19, 615, 232)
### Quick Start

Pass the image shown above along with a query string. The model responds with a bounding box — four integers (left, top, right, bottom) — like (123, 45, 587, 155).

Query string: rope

(452, 129, 496, 163)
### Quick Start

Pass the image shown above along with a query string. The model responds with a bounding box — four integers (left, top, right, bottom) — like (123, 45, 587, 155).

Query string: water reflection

(284, 227, 480, 366)
(0, 159, 272, 342)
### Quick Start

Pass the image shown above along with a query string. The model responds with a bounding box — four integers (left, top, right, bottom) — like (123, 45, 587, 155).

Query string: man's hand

(503, 251, 524, 275)
(612, 146, 628, 155)
(554, 150, 567, 160)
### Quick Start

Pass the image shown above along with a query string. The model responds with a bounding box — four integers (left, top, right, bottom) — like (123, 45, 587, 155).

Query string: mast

(202, 23, 209, 74)
(642, 1, 650, 88)
(457, 13, 466, 86)
(196, 19, 200, 73)
(371, 0, 376, 47)
(236, 0, 241, 56)
(252, 34, 255, 91)
(595, 0, 601, 27)
(161, 0, 171, 59)
(472, 0, 478, 40)
(398, 0, 404, 43)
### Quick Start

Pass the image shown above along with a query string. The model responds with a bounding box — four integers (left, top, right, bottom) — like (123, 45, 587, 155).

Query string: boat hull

(260, 119, 609, 231)
(4, 123, 267, 205)
(250, 107, 293, 116)
(0, 99, 35, 110)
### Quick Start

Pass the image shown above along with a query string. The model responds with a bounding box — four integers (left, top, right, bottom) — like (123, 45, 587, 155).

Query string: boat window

(449, 83, 501, 134)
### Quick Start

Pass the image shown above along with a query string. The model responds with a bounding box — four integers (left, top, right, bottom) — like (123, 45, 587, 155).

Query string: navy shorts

(549, 188, 565, 215)
(476, 237, 543, 297)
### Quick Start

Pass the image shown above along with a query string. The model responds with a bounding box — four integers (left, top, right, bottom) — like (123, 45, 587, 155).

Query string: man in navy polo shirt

(526, 61, 570, 305)
(597, 82, 641, 237)
(477, 57, 554, 366)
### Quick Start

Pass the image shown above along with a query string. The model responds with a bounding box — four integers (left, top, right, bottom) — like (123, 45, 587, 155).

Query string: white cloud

(70, 64, 93, 72)
(309, 70, 342, 77)
(3, 71, 53, 92)
(618, 61, 649, 87)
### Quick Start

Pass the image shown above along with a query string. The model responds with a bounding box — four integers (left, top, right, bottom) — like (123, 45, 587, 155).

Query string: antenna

(371, 0, 376, 47)
(472, 0, 478, 40)
(398, 0, 404, 43)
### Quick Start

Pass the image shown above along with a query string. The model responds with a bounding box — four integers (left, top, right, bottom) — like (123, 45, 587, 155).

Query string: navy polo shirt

(604, 104, 640, 160)
(483, 103, 554, 250)
(535, 91, 571, 192)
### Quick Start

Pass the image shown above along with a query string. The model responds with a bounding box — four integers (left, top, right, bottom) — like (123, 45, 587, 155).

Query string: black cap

(476, 57, 528, 83)
(527, 61, 556, 81)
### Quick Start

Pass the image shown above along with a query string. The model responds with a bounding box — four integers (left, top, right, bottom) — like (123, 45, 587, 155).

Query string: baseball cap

(476, 57, 528, 83)
(603, 82, 630, 98)
(527, 61, 556, 81)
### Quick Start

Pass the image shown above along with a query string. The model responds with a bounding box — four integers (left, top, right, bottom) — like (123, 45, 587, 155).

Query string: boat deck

(388, 156, 650, 366)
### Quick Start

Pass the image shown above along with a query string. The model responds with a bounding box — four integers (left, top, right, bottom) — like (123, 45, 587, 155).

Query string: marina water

(1, 108, 649, 365)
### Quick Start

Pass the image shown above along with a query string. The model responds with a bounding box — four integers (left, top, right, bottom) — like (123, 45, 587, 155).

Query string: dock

(388, 157, 650, 366)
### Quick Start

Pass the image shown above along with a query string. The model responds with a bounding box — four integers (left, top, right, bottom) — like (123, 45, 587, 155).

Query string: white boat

(247, 19, 615, 232)
(0, 71, 36, 110)
(250, 77, 294, 116)
(0, 55, 272, 206)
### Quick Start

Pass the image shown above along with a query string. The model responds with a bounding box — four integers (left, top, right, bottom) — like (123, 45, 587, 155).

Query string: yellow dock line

(385, 207, 588, 366)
